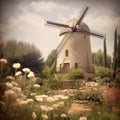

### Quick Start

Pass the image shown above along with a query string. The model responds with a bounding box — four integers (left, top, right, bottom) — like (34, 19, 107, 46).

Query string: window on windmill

(75, 63, 78, 69)
(84, 34, 86, 38)
(65, 49, 69, 57)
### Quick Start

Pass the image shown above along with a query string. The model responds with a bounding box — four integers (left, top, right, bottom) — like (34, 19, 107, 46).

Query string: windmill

(46, 6, 107, 72)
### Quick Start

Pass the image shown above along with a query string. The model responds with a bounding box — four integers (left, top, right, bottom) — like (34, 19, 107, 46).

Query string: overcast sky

(0, 0, 120, 60)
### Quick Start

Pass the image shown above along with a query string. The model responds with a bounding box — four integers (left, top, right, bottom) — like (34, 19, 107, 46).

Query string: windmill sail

(57, 33, 72, 56)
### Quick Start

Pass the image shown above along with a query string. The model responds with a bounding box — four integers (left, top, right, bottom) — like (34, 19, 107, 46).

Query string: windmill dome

(59, 18, 90, 36)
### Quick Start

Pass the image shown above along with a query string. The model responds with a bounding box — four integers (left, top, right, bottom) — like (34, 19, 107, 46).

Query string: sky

(0, 0, 120, 60)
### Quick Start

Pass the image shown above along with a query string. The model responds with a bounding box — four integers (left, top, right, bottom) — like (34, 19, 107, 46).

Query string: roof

(59, 18, 90, 36)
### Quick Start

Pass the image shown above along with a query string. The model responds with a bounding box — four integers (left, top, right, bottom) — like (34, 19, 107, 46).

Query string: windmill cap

(59, 18, 90, 36)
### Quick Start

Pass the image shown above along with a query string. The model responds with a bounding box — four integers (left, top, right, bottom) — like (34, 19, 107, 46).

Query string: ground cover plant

(0, 58, 120, 120)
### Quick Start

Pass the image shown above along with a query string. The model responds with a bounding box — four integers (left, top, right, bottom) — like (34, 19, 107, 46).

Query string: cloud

(1, 0, 120, 59)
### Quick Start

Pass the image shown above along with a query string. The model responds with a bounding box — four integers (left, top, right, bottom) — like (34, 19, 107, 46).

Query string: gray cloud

(0, 0, 120, 59)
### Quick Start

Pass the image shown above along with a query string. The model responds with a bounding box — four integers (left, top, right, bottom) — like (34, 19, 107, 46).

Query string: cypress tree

(103, 35, 107, 67)
(113, 27, 117, 71)
(116, 35, 120, 68)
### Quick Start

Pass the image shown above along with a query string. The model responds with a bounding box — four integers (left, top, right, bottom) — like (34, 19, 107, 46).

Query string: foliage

(115, 68, 120, 87)
(45, 49, 57, 68)
(72, 89, 101, 102)
(103, 36, 107, 67)
(113, 28, 120, 79)
(116, 35, 120, 68)
(95, 67, 113, 79)
(0, 41, 4, 58)
(92, 49, 103, 66)
(47, 76, 62, 90)
(12, 52, 43, 75)
(113, 28, 118, 71)
(92, 49, 111, 67)
(0, 60, 71, 120)
(66, 69, 84, 80)
(1, 39, 44, 76)
(88, 96, 120, 120)
(3, 40, 41, 59)
(42, 65, 55, 79)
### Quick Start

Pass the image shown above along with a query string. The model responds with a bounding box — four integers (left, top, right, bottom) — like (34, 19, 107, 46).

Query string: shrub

(115, 68, 120, 87)
(72, 89, 102, 102)
(66, 69, 84, 80)
(46, 76, 62, 90)
(95, 67, 113, 79)
(94, 67, 113, 85)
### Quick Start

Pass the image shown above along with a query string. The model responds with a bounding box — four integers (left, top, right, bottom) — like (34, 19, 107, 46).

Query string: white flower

(58, 102, 64, 107)
(61, 96, 69, 100)
(47, 106, 53, 111)
(30, 93, 36, 96)
(41, 114, 48, 120)
(27, 71, 35, 78)
(5, 82, 13, 89)
(40, 105, 53, 112)
(22, 68, 31, 73)
(53, 97, 59, 101)
(12, 87, 22, 92)
(11, 81, 18, 86)
(4, 90, 15, 97)
(52, 104, 59, 109)
(38, 94, 48, 98)
(6, 76, 15, 81)
(35, 97, 43, 102)
(79, 116, 87, 120)
(52, 102, 64, 109)
(46, 97, 55, 102)
(61, 113, 67, 118)
(17, 100, 28, 105)
(15, 71, 22, 77)
(33, 84, 40, 88)
(26, 98, 34, 103)
(32, 112, 37, 120)
(40, 105, 47, 111)
(13, 63, 21, 69)
(0, 58, 7, 64)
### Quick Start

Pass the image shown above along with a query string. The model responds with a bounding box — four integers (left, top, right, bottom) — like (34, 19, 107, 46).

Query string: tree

(42, 49, 57, 79)
(45, 49, 57, 68)
(92, 49, 104, 66)
(11, 52, 44, 75)
(2, 39, 44, 76)
(0, 41, 4, 58)
(113, 28, 118, 71)
(103, 35, 107, 67)
(92, 49, 111, 67)
(116, 35, 120, 68)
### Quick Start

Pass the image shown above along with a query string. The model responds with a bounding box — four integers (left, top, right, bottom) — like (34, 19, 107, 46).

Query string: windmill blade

(57, 33, 72, 56)
(45, 20, 71, 28)
(75, 6, 89, 27)
(77, 28, 104, 38)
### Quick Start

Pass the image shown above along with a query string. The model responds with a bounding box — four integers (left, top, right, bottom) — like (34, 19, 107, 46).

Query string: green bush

(72, 90, 102, 102)
(47, 76, 62, 90)
(94, 67, 114, 85)
(95, 67, 113, 79)
(115, 68, 120, 87)
(66, 69, 84, 80)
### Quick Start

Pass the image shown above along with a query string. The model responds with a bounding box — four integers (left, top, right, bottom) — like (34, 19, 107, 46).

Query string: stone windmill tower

(46, 6, 104, 73)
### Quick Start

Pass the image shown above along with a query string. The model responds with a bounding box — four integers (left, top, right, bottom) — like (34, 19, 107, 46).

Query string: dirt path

(68, 101, 92, 115)
(68, 86, 120, 115)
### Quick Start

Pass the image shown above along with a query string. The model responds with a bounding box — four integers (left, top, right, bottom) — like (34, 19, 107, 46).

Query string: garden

(0, 57, 120, 120)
